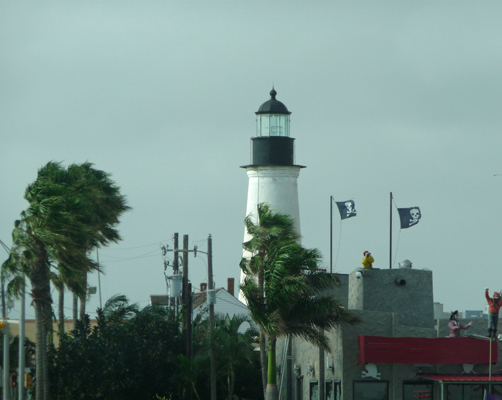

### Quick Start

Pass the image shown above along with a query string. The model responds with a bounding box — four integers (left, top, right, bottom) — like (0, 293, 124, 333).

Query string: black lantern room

(249, 88, 299, 167)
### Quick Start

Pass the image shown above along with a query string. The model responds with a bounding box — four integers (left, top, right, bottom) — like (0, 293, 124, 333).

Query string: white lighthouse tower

(240, 89, 305, 295)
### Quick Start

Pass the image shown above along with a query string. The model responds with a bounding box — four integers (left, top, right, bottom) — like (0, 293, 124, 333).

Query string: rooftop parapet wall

(333, 273, 349, 309)
(348, 268, 434, 329)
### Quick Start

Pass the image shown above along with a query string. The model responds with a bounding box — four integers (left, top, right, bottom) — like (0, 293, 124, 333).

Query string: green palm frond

(102, 294, 139, 321)
(240, 202, 360, 352)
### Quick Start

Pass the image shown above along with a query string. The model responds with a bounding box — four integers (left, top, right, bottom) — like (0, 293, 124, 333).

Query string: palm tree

(102, 294, 139, 321)
(212, 314, 256, 400)
(2, 161, 129, 400)
(240, 203, 298, 394)
(240, 204, 360, 400)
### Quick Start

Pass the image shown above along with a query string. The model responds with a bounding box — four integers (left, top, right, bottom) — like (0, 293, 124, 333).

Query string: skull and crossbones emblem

(409, 208, 421, 226)
(345, 201, 356, 218)
(361, 363, 381, 380)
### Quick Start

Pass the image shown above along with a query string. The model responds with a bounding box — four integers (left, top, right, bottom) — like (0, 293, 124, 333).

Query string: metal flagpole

(330, 196, 333, 274)
(489, 338, 493, 394)
(389, 192, 393, 269)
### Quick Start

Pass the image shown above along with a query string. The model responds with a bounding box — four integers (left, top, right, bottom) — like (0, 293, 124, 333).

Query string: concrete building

(466, 310, 485, 319)
(276, 267, 502, 400)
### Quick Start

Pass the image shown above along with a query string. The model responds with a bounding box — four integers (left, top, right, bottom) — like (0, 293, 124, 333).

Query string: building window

(445, 384, 502, 400)
(296, 377, 303, 400)
(325, 381, 341, 400)
(353, 381, 388, 400)
(403, 381, 432, 399)
(310, 381, 319, 400)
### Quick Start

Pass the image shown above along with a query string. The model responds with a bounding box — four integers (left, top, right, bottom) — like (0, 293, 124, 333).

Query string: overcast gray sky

(2, 1, 502, 320)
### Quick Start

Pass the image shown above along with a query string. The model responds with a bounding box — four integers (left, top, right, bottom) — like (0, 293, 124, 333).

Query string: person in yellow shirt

(361, 251, 374, 269)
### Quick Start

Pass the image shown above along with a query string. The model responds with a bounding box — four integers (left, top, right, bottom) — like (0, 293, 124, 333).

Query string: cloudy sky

(1, 1, 502, 321)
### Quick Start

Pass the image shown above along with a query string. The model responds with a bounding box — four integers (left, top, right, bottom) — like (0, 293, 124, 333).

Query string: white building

(240, 88, 304, 300)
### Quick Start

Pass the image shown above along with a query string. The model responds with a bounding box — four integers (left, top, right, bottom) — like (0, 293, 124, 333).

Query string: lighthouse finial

(270, 87, 277, 99)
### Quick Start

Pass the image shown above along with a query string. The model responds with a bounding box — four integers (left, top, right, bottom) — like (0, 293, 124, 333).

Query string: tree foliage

(49, 303, 183, 400)
(49, 297, 263, 400)
(240, 203, 360, 400)
(2, 161, 130, 400)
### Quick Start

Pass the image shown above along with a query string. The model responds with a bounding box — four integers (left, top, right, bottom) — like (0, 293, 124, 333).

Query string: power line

(100, 239, 171, 251)
(99, 250, 162, 263)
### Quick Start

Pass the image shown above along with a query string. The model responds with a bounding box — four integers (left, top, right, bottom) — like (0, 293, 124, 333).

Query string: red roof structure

(358, 335, 498, 365)
(418, 374, 502, 383)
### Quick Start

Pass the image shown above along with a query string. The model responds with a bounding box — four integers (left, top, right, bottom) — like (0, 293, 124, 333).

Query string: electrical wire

(100, 239, 171, 251)
(100, 249, 161, 263)
(215, 296, 249, 310)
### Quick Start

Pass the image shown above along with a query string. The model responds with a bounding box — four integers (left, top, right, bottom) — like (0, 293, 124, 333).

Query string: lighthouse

(240, 88, 305, 295)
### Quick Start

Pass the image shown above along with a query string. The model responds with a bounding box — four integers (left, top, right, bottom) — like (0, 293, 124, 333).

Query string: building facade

(276, 267, 501, 400)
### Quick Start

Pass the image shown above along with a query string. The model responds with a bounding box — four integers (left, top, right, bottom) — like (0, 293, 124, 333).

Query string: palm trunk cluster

(31, 241, 52, 400)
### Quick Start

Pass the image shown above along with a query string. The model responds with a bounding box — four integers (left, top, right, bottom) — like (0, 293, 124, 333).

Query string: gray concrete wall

(334, 273, 349, 309)
(348, 268, 434, 329)
(348, 269, 364, 311)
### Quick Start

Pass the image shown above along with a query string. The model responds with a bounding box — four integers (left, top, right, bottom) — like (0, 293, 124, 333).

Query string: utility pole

(186, 282, 193, 400)
(186, 283, 192, 359)
(161, 233, 213, 400)
(182, 235, 192, 400)
(0, 241, 26, 400)
(208, 235, 217, 400)
(182, 235, 188, 306)
(18, 280, 25, 400)
(173, 233, 179, 314)
(2, 269, 9, 400)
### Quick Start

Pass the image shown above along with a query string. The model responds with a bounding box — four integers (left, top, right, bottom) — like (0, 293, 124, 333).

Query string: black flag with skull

(398, 207, 421, 229)
(336, 200, 357, 220)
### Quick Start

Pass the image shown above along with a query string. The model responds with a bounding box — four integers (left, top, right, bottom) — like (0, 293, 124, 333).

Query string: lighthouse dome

(256, 88, 291, 115)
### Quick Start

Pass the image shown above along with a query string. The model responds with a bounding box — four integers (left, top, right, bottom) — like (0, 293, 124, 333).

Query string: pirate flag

(336, 200, 357, 220)
(398, 207, 421, 229)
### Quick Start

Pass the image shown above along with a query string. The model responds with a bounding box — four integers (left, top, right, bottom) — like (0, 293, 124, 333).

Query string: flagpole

(390, 192, 393, 269)
(489, 338, 493, 395)
(330, 196, 333, 274)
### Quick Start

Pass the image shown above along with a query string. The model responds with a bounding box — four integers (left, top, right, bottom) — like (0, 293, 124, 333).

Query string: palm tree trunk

(260, 329, 268, 396)
(227, 365, 235, 400)
(58, 287, 64, 336)
(30, 241, 52, 400)
(43, 328, 50, 400)
(258, 261, 267, 396)
(72, 293, 78, 328)
(34, 300, 45, 400)
(79, 272, 87, 319)
(265, 337, 278, 400)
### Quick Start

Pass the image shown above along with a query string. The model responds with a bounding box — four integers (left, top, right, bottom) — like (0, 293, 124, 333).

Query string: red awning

(418, 374, 502, 383)
(358, 336, 498, 365)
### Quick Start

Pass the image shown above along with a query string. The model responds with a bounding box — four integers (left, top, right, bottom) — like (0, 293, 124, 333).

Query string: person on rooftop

(485, 288, 501, 338)
(448, 310, 472, 338)
(361, 251, 374, 269)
